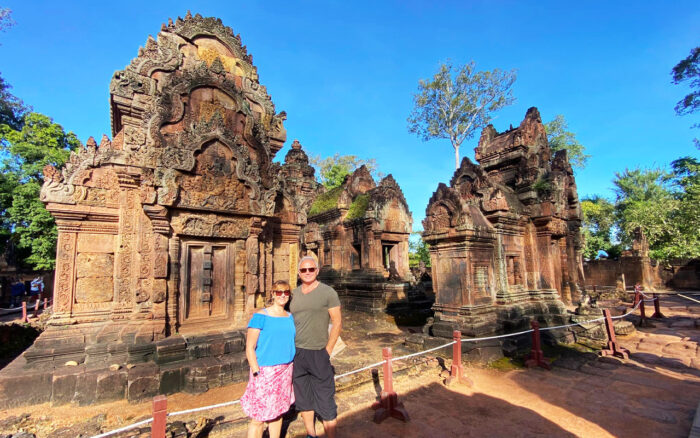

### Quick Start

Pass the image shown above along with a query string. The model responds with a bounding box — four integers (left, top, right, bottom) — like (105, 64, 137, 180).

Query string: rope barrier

(677, 293, 700, 305)
(90, 418, 153, 438)
(91, 295, 652, 437)
(167, 399, 241, 417)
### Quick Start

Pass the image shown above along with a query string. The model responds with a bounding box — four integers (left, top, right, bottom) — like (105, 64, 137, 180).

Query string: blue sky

(1, 1, 698, 229)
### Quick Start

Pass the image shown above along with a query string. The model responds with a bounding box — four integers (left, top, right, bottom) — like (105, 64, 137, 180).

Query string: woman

(240, 280, 296, 438)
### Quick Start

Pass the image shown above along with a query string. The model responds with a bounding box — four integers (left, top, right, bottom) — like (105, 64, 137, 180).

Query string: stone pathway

(2, 293, 700, 437)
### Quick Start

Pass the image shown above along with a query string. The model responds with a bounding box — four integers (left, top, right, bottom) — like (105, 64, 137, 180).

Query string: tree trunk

(454, 145, 460, 170)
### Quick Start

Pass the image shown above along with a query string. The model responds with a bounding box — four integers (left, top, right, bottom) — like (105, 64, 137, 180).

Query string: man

(290, 256, 342, 438)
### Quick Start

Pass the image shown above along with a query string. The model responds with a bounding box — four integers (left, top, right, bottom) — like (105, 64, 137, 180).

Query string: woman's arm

(245, 327, 261, 374)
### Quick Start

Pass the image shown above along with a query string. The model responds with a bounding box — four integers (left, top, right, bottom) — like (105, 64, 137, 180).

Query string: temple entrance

(179, 239, 238, 332)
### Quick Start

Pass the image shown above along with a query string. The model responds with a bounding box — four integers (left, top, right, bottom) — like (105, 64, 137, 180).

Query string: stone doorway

(179, 239, 239, 333)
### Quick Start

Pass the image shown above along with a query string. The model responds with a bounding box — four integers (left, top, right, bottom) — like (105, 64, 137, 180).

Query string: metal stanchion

(372, 347, 409, 424)
(525, 321, 550, 370)
(445, 330, 473, 387)
(151, 395, 167, 438)
(600, 309, 629, 359)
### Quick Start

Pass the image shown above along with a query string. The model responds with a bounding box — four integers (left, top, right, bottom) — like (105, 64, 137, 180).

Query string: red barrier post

(33, 299, 40, 317)
(652, 293, 665, 318)
(21, 302, 27, 323)
(600, 309, 629, 359)
(151, 395, 167, 438)
(43, 298, 47, 310)
(446, 330, 473, 387)
(372, 347, 409, 424)
(525, 321, 551, 370)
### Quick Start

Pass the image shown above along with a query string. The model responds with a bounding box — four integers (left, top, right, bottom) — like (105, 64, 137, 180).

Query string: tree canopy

(408, 232, 430, 267)
(407, 61, 517, 169)
(0, 112, 80, 269)
(310, 153, 382, 189)
(672, 46, 700, 118)
(544, 115, 590, 169)
(580, 196, 620, 259)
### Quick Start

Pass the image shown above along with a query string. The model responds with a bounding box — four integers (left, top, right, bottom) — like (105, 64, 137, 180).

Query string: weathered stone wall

(585, 258, 700, 290)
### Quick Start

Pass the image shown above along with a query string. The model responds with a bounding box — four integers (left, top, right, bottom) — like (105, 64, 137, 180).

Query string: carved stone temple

(423, 107, 585, 338)
(0, 13, 320, 408)
(302, 166, 418, 313)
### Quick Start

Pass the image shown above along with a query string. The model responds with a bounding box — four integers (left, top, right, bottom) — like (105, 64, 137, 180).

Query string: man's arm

(326, 306, 342, 356)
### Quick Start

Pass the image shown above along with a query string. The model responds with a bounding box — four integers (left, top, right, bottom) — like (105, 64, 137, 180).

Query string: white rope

(168, 399, 240, 417)
(335, 359, 387, 380)
(90, 418, 152, 438)
(392, 340, 456, 362)
(677, 293, 700, 305)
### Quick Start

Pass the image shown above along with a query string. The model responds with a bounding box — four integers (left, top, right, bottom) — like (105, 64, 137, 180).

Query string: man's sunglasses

(273, 290, 291, 296)
(299, 267, 316, 273)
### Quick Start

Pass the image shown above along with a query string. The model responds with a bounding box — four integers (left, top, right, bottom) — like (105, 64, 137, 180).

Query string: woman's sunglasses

(273, 290, 291, 297)
(299, 267, 316, 273)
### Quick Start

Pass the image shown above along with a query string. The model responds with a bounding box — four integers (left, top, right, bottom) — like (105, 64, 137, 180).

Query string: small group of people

(241, 255, 342, 438)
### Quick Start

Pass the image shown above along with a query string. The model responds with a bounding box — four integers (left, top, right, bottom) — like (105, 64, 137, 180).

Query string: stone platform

(0, 323, 248, 409)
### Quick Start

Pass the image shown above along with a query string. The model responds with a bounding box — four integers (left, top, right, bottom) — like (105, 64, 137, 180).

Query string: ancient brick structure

(423, 107, 584, 337)
(0, 13, 318, 408)
(303, 167, 418, 313)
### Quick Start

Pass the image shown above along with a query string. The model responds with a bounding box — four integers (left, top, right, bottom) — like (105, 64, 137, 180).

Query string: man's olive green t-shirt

(290, 282, 341, 350)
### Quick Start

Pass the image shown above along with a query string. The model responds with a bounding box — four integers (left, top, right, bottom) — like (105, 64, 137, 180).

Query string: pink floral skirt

(240, 362, 295, 421)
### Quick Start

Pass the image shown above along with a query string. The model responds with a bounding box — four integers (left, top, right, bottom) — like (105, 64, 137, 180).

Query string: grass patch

(346, 194, 370, 220)
(487, 356, 524, 371)
(308, 186, 343, 216)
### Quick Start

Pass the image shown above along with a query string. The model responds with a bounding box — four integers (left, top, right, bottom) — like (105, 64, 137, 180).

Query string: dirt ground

(2, 292, 700, 438)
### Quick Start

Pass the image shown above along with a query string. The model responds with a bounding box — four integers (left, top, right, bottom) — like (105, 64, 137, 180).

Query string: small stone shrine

(423, 107, 585, 338)
(303, 167, 420, 313)
(0, 13, 319, 408)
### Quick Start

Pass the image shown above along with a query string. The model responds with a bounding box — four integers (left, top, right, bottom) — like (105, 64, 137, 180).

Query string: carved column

(245, 218, 262, 314)
(167, 235, 180, 334)
(52, 230, 77, 322)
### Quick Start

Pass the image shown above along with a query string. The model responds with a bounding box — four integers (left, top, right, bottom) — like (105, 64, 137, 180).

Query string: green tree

(672, 46, 700, 148)
(662, 156, 700, 259)
(544, 115, 590, 169)
(409, 232, 430, 267)
(612, 168, 678, 259)
(580, 196, 620, 259)
(0, 112, 80, 269)
(310, 153, 382, 189)
(407, 61, 517, 169)
(672, 46, 700, 118)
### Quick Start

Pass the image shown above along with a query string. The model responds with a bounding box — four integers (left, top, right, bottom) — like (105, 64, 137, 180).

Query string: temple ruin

(302, 166, 418, 313)
(422, 107, 585, 338)
(0, 13, 320, 408)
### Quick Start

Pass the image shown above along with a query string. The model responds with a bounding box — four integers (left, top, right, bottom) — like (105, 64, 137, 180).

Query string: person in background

(240, 280, 296, 438)
(30, 276, 43, 297)
(10, 278, 25, 308)
(290, 256, 342, 438)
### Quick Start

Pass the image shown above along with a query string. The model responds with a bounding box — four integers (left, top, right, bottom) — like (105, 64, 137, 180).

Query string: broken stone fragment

(109, 364, 120, 371)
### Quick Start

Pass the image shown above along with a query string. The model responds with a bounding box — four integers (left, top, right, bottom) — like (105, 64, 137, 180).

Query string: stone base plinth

(322, 271, 434, 317)
(0, 323, 248, 409)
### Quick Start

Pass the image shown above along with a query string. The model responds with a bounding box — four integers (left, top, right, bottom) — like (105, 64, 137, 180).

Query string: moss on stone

(487, 356, 524, 371)
(346, 194, 370, 220)
(308, 186, 343, 216)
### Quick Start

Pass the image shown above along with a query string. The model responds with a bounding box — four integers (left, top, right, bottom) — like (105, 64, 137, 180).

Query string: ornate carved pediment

(171, 211, 250, 238)
(481, 188, 509, 212)
(423, 184, 462, 233)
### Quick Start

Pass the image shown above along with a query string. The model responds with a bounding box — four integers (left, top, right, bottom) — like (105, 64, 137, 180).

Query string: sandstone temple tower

(0, 13, 319, 408)
(423, 107, 585, 337)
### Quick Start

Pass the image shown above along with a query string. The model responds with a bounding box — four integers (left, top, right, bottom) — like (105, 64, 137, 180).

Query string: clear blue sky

(1, 1, 698, 228)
